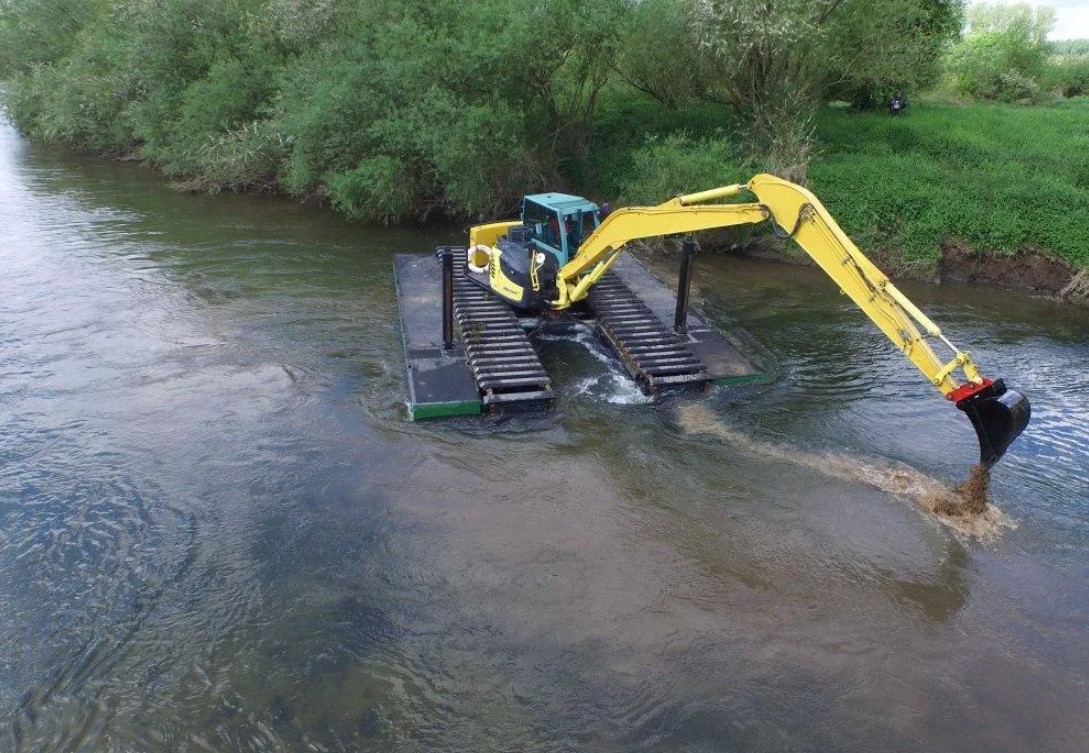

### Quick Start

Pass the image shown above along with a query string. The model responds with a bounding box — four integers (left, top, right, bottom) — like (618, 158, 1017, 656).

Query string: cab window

(580, 211, 597, 241)
(564, 211, 598, 252)
(522, 200, 561, 250)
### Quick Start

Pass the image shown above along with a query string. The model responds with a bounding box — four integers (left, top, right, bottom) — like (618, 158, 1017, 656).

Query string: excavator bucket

(955, 379, 1031, 468)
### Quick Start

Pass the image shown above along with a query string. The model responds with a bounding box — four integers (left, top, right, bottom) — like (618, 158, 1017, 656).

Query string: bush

(602, 133, 748, 204)
(0, 0, 109, 75)
(1, 0, 629, 218)
(992, 69, 1043, 103)
(947, 30, 1049, 101)
(325, 157, 419, 223)
(1043, 56, 1089, 98)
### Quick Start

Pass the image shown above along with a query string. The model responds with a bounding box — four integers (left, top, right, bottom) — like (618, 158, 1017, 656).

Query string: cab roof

(524, 192, 599, 215)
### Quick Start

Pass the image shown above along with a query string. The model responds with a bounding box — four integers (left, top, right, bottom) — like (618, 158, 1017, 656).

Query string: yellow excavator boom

(557, 174, 974, 395)
(545, 174, 1029, 465)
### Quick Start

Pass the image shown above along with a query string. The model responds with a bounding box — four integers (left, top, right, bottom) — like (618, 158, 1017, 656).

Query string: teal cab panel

(521, 193, 600, 265)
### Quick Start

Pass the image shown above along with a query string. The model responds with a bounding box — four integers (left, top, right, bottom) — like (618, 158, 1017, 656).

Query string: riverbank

(721, 237, 1089, 308)
(594, 97, 1089, 275)
(15, 124, 1089, 308)
(6, 81, 1089, 305)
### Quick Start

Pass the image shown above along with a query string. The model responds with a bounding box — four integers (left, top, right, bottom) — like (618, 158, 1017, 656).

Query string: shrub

(946, 3, 1058, 103)
(947, 30, 1049, 101)
(325, 157, 419, 223)
(599, 132, 748, 204)
(1043, 56, 1089, 98)
(992, 69, 1043, 103)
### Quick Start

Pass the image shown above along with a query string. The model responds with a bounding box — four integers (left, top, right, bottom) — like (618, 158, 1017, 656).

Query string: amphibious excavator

(447, 173, 1030, 467)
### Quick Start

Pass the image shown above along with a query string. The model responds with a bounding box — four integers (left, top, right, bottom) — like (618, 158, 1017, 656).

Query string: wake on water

(676, 403, 1015, 541)
(536, 324, 1007, 538)
(538, 327, 653, 406)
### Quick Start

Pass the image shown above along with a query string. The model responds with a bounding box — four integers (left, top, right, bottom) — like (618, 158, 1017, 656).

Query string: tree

(825, 0, 964, 109)
(966, 2, 1054, 43)
(691, 0, 836, 181)
(947, 1, 1055, 101)
(277, 0, 630, 221)
(690, 0, 963, 180)
(613, 0, 725, 110)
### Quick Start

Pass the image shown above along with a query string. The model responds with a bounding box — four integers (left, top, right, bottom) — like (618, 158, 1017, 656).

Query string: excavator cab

(520, 194, 600, 264)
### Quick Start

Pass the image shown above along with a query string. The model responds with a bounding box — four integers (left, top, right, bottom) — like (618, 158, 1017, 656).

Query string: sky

(969, 0, 1089, 40)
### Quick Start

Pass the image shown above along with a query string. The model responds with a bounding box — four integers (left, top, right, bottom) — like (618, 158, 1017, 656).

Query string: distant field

(596, 97, 1089, 269)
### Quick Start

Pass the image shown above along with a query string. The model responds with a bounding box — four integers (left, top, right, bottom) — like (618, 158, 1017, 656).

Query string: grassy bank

(1, 1, 1087, 273)
(595, 96, 1089, 270)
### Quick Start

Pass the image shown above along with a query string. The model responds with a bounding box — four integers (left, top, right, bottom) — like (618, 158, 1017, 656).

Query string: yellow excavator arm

(550, 174, 1030, 466)
(558, 174, 973, 395)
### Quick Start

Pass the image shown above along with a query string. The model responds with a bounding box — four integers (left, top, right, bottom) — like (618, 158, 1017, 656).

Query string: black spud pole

(441, 246, 454, 350)
(674, 239, 697, 334)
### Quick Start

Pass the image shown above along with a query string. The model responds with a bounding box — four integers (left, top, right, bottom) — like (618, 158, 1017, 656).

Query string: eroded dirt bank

(674, 233, 1089, 308)
(938, 242, 1089, 305)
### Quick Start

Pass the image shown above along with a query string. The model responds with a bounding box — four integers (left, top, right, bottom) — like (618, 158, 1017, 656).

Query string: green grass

(595, 96, 1089, 269)
(812, 99, 1089, 267)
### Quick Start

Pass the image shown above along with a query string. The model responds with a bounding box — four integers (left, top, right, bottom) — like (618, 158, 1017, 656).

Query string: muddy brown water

(928, 464, 991, 518)
(2, 120, 1089, 753)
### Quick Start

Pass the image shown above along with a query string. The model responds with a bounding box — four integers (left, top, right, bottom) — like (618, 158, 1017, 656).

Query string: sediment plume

(925, 464, 990, 517)
(676, 404, 1013, 540)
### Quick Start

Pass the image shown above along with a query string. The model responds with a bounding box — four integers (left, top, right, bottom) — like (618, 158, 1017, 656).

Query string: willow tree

(690, 0, 963, 181)
(690, 0, 839, 181)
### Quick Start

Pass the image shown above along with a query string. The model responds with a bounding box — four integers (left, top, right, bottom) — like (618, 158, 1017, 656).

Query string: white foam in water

(539, 326, 653, 406)
(572, 371, 653, 406)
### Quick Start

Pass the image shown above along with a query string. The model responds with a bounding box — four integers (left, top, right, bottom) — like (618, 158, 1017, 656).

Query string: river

(1, 120, 1088, 753)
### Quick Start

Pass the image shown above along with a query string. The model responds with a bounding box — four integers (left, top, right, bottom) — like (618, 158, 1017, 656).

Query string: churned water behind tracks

(2, 120, 1089, 752)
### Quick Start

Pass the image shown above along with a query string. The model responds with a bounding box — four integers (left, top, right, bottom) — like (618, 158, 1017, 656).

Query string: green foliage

(947, 2, 1058, 102)
(948, 29, 1050, 101)
(691, 0, 964, 177)
(594, 95, 1089, 268)
(809, 99, 1089, 266)
(273, 0, 627, 221)
(966, 1, 1054, 42)
(602, 133, 748, 204)
(588, 0, 963, 136)
(1052, 39, 1089, 58)
(613, 0, 728, 110)
(0, 0, 109, 74)
(325, 156, 418, 223)
(825, 0, 964, 109)
(0, 0, 628, 219)
(2, 0, 1087, 275)
(691, 0, 830, 178)
(1043, 56, 1089, 98)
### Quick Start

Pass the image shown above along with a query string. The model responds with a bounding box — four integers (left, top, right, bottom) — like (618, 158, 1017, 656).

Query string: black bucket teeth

(587, 272, 708, 393)
(451, 253, 554, 412)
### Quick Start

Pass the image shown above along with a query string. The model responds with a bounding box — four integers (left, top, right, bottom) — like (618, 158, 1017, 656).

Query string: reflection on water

(2, 119, 1089, 753)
